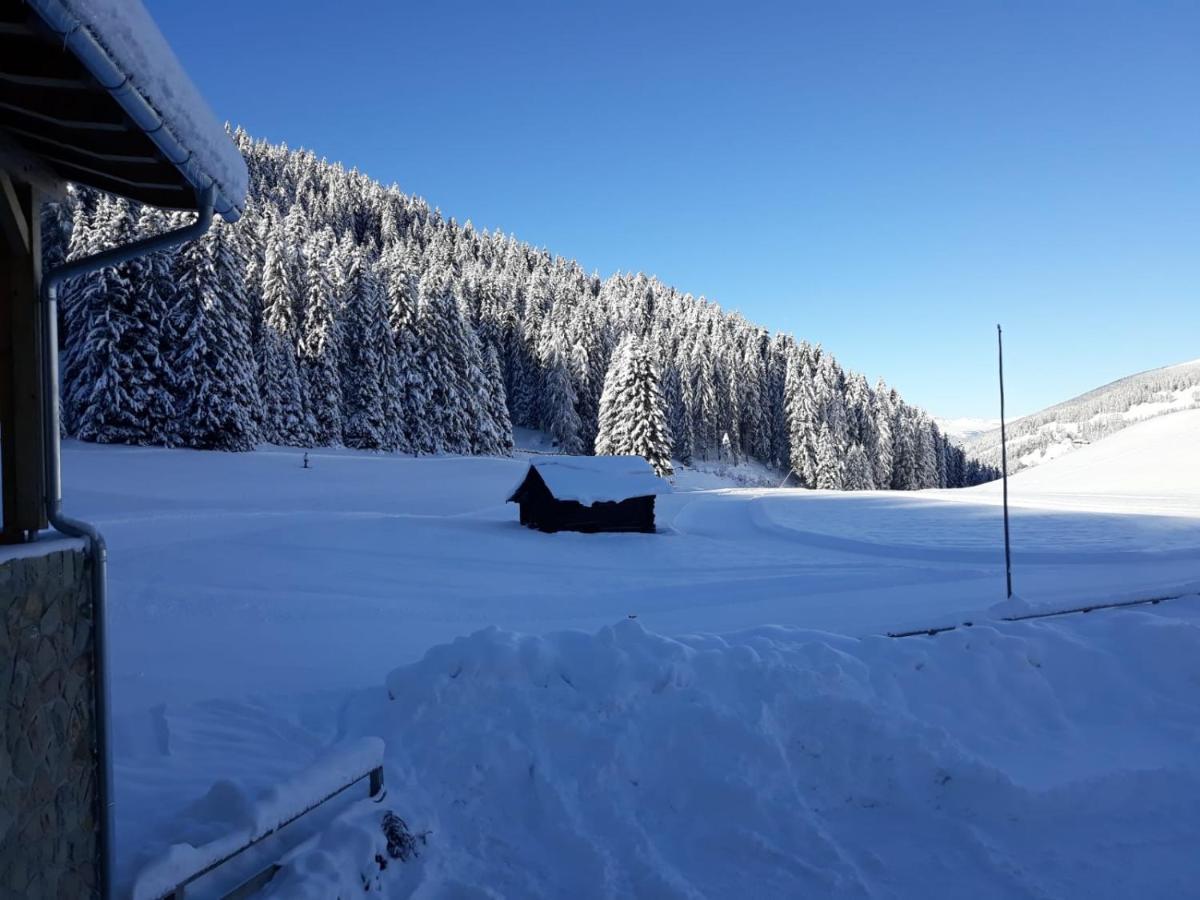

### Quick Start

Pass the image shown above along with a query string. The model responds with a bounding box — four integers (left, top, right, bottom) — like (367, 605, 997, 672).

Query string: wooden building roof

(509, 456, 672, 507)
(0, 0, 247, 219)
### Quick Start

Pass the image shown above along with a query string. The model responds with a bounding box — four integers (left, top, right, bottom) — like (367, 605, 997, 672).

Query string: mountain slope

(49, 131, 998, 490)
(964, 358, 1200, 474)
(963, 408, 1200, 517)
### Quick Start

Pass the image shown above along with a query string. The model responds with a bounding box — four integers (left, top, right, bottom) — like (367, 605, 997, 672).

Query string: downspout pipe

(40, 185, 215, 899)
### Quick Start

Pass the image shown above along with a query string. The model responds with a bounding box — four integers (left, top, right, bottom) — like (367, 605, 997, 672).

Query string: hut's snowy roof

(509, 456, 672, 506)
(22, 0, 248, 220)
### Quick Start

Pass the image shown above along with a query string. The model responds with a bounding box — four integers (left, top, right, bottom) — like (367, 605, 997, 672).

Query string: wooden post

(0, 172, 45, 544)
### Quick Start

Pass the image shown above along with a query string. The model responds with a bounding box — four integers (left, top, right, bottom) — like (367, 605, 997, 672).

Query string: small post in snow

(997, 324, 1013, 599)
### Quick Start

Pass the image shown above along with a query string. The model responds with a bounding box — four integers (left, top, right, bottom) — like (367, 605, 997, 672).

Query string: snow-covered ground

(69, 414, 1200, 896)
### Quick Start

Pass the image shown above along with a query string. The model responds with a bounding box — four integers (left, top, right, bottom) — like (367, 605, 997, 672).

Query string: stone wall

(0, 543, 99, 898)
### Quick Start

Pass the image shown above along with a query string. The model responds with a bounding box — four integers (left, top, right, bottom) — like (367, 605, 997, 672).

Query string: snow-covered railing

(886, 591, 1192, 638)
(133, 737, 386, 900)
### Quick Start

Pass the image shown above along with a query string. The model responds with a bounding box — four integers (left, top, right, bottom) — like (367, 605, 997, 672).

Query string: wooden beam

(0, 170, 30, 254)
(0, 173, 45, 542)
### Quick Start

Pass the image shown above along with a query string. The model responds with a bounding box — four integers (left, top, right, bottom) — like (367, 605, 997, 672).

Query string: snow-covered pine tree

(687, 344, 718, 460)
(340, 245, 394, 449)
(784, 349, 819, 486)
(872, 380, 895, 490)
(378, 241, 421, 453)
(569, 337, 600, 453)
(662, 362, 692, 465)
(460, 322, 502, 456)
(482, 344, 514, 456)
(131, 205, 180, 446)
(172, 217, 260, 451)
(66, 195, 149, 444)
(256, 220, 309, 445)
(298, 230, 343, 446)
(844, 442, 875, 490)
(540, 350, 583, 454)
(766, 334, 791, 469)
(595, 335, 673, 477)
(815, 422, 845, 490)
(739, 337, 770, 461)
(414, 266, 470, 454)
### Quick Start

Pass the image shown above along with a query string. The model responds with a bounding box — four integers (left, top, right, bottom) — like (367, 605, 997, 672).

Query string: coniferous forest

(46, 129, 998, 489)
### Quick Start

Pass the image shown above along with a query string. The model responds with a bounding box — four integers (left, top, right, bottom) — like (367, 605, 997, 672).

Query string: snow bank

(343, 615, 1200, 897)
(131, 737, 383, 900)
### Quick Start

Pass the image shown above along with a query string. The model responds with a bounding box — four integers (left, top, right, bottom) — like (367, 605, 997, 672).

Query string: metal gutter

(22, 0, 245, 222)
(40, 185, 216, 899)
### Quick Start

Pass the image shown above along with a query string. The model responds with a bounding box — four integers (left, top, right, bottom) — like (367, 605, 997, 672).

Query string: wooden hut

(508, 455, 672, 534)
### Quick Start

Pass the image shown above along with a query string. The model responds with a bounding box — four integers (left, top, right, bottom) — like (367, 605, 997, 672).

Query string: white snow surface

(510, 455, 672, 505)
(339, 613, 1200, 898)
(69, 418, 1200, 895)
(27, 0, 248, 219)
(966, 408, 1200, 516)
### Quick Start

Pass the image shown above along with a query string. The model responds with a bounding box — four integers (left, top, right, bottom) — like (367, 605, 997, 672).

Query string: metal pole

(40, 186, 215, 899)
(997, 324, 1013, 599)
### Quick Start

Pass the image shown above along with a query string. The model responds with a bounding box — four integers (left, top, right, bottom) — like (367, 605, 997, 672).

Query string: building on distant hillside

(508, 456, 671, 534)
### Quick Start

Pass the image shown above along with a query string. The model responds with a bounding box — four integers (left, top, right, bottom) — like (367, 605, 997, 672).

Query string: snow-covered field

(67, 413, 1200, 896)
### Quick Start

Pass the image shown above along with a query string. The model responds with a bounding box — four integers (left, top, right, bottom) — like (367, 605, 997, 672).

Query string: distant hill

(935, 416, 1001, 444)
(964, 359, 1200, 474)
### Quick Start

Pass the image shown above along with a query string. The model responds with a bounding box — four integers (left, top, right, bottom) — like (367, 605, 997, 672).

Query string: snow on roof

(26, 0, 249, 221)
(509, 455, 672, 506)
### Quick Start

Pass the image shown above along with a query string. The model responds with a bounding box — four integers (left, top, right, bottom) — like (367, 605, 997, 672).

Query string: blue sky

(150, 0, 1198, 419)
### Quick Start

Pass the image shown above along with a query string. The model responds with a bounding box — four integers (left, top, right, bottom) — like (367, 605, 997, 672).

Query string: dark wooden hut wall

(510, 468, 656, 534)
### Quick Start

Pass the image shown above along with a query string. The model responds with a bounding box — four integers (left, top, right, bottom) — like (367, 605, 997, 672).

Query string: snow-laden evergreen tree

(340, 246, 393, 449)
(815, 422, 845, 490)
(66, 195, 144, 443)
(131, 206, 180, 445)
(482, 344, 514, 456)
(663, 363, 692, 465)
(413, 266, 470, 454)
(595, 335, 673, 477)
(569, 336, 600, 453)
(739, 337, 770, 461)
(871, 379, 894, 490)
(256, 221, 309, 445)
(844, 442, 875, 491)
(540, 350, 584, 454)
(785, 349, 819, 486)
(687, 345, 718, 460)
(459, 321, 504, 456)
(172, 217, 260, 450)
(298, 230, 343, 445)
(379, 241, 422, 452)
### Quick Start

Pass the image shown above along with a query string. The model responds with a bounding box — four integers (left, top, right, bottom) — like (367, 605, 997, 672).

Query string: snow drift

(262, 612, 1200, 898)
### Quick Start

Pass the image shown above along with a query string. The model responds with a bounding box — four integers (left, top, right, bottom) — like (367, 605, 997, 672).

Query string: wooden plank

(0, 174, 44, 542)
(0, 170, 28, 253)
